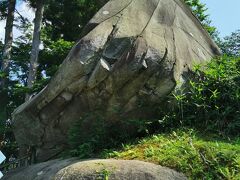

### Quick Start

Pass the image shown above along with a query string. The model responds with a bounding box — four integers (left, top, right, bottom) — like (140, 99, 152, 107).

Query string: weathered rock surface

(3, 158, 78, 180)
(3, 159, 187, 180)
(13, 0, 221, 161)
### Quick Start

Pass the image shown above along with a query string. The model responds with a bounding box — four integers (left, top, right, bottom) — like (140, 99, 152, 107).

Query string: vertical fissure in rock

(139, 0, 161, 36)
(12, 0, 221, 162)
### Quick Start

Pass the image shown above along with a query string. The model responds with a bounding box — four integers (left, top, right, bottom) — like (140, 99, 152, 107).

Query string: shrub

(159, 56, 240, 137)
(103, 130, 240, 179)
(67, 113, 150, 158)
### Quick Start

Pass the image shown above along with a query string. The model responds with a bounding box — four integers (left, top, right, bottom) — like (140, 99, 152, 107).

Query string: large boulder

(13, 0, 221, 161)
(3, 159, 187, 180)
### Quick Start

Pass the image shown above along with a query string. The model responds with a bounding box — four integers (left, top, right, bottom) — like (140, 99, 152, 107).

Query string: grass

(67, 56, 240, 179)
(102, 129, 240, 180)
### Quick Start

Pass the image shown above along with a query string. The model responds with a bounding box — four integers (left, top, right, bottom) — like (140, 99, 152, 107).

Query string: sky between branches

(0, 0, 240, 42)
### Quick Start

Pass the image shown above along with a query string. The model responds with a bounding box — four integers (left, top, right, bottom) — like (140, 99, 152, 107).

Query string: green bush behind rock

(166, 55, 240, 136)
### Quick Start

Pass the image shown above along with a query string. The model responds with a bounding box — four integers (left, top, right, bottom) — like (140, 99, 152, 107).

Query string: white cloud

(0, 2, 35, 43)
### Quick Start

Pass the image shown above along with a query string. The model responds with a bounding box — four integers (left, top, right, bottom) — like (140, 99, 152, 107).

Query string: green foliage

(159, 56, 240, 137)
(67, 113, 152, 158)
(96, 165, 112, 180)
(43, 0, 103, 41)
(67, 56, 240, 169)
(0, 0, 8, 19)
(184, 0, 217, 36)
(103, 130, 240, 179)
(0, 0, 239, 172)
(219, 29, 240, 57)
(184, 0, 208, 22)
(39, 38, 74, 77)
(68, 115, 106, 158)
(0, 17, 32, 158)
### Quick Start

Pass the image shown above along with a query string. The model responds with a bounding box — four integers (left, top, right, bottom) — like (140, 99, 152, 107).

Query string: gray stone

(13, 0, 221, 161)
(3, 159, 187, 180)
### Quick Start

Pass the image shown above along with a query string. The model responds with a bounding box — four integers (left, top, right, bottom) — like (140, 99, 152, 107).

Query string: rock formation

(3, 159, 187, 180)
(13, 0, 221, 162)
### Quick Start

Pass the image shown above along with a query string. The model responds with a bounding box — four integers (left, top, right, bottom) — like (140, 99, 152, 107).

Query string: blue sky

(0, 2, 34, 42)
(202, 0, 240, 37)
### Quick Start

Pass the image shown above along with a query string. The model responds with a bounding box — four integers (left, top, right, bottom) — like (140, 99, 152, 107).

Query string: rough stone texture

(3, 158, 78, 180)
(13, 0, 221, 161)
(3, 159, 187, 180)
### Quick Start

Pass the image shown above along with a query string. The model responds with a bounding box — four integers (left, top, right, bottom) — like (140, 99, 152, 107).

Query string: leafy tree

(38, 38, 74, 78)
(0, 0, 16, 156)
(160, 56, 240, 137)
(0, 0, 8, 19)
(43, 0, 105, 41)
(0, 7, 32, 159)
(25, 0, 45, 100)
(184, 0, 217, 36)
(219, 29, 240, 57)
(0, 0, 16, 89)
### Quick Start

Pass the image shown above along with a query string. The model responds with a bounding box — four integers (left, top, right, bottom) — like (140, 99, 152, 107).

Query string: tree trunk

(26, 0, 44, 101)
(0, 0, 16, 89)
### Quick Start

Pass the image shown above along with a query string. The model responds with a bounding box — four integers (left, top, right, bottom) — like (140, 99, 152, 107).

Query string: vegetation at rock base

(0, 0, 220, 156)
(68, 56, 240, 179)
(163, 56, 240, 137)
(0, 0, 239, 179)
(102, 130, 240, 180)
